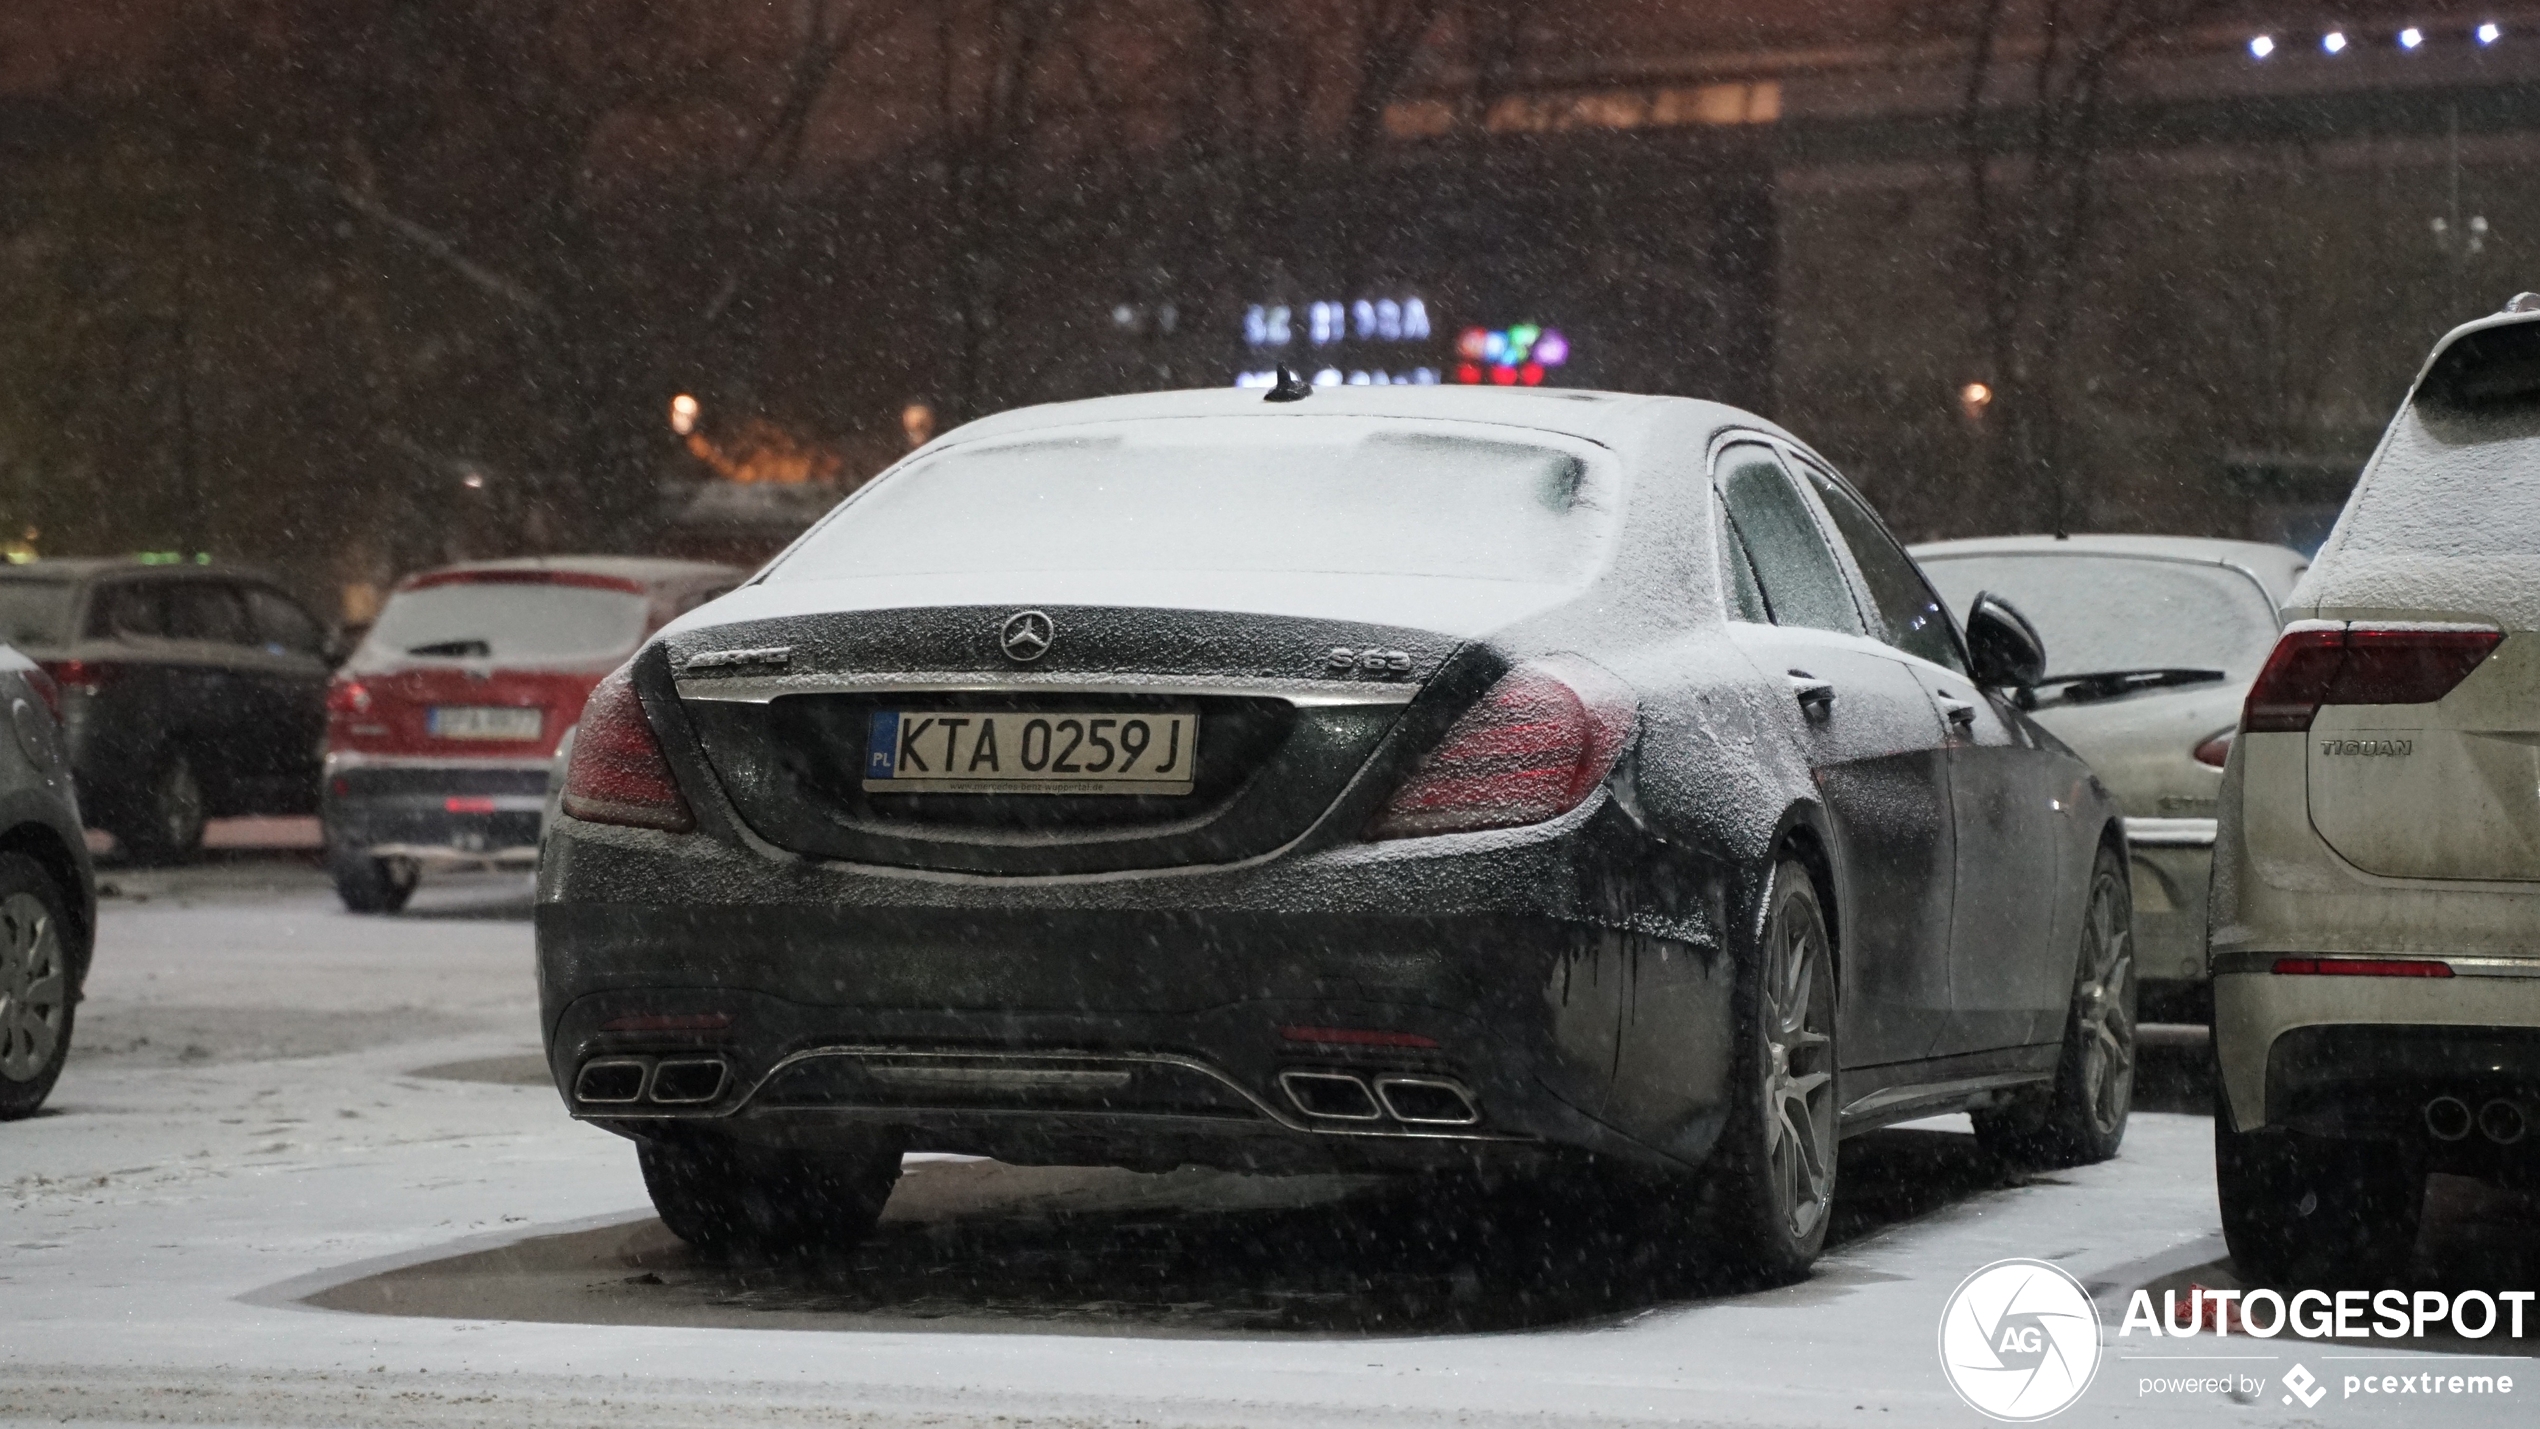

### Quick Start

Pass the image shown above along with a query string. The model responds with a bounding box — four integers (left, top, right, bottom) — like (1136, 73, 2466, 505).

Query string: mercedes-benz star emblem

(999, 609, 1054, 663)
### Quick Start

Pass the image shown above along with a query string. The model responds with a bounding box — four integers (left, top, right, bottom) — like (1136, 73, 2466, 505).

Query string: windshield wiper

(407, 639, 493, 658)
(2036, 667, 2227, 703)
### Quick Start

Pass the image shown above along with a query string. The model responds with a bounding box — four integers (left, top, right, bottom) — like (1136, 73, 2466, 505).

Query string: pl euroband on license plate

(864, 709, 1197, 795)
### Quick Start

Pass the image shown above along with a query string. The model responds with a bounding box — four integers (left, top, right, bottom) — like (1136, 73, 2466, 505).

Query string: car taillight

(559, 665, 694, 833)
(38, 658, 116, 698)
(21, 665, 61, 721)
(2192, 728, 2234, 768)
(1368, 658, 1635, 840)
(2241, 624, 2503, 734)
(2271, 956, 2453, 978)
(326, 677, 372, 715)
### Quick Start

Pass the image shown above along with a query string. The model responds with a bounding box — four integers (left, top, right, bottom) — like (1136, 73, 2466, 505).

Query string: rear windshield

(364, 580, 649, 664)
(1920, 554, 2280, 677)
(0, 580, 73, 648)
(769, 420, 1612, 585)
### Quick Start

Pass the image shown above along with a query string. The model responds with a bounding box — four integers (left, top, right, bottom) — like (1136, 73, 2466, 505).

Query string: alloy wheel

(0, 891, 65, 1083)
(2073, 868, 2136, 1137)
(1764, 879, 1837, 1240)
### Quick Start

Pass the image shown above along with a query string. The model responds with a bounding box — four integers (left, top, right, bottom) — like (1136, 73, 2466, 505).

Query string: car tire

(329, 852, 419, 915)
(2216, 1099, 2423, 1288)
(638, 1134, 902, 1256)
(112, 748, 208, 866)
(1701, 855, 1839, 1283)
(0, 853, 79, 1121)
(1975, 842, 2137, 1168)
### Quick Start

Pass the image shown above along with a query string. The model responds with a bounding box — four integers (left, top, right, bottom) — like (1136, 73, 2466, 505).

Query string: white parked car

(1912, 536, 2309, 1024)
(2210, 296, 2540, 1285)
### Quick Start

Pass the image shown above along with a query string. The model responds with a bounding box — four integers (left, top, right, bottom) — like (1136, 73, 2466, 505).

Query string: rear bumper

(2214, 960, 2540, 1132)
(535, 797, 1734, 1174)
(324, 756, 548, 866)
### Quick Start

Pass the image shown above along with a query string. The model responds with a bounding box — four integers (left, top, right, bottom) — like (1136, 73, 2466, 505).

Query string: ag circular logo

(1938, 1259, 2104, 1421)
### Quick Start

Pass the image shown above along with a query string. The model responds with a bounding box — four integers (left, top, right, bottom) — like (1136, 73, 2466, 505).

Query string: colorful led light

(2249, 34, 2276, 58)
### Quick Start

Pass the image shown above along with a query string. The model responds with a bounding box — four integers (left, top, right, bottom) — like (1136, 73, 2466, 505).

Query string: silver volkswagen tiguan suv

(2212, 295, 2540, 1284)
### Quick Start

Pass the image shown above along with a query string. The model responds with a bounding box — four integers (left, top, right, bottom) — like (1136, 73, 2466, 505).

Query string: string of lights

(2247, 19, 2504, 59)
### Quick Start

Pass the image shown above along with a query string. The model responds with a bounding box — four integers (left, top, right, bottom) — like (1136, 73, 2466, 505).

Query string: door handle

(1940, 698, 1979, 728)
(1787, 671, 1837, 717)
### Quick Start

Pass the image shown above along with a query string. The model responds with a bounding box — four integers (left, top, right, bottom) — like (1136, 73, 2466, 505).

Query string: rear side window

(88, 583, 167, 640)
(1713, 495, 1771, 623)
(245, 588, 327, 656)
(1791, 458, 1965, 672)
(1715, 444, 1862, 635)
(166, 583, 248, 645)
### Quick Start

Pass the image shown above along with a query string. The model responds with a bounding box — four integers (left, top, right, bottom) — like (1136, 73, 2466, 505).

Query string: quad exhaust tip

(2479, 1098, 2527, 1146)
(2425, 1094, 2474, 1142)
(574, 1055, 731, 1107)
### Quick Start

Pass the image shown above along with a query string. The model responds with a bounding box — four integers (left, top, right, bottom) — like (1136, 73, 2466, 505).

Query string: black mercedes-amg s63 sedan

(536, 385, 2133, 1278)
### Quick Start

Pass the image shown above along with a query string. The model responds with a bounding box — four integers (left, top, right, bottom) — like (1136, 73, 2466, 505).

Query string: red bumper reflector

(444, 796, 498, 814)
(2270, 957, 2454, 978)
(600, 1012, 735, 1032)
(1280, 1025, 1440, 1049)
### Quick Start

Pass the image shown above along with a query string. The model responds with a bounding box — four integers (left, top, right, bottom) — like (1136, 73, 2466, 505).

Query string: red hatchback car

(321, 557, 740, 911)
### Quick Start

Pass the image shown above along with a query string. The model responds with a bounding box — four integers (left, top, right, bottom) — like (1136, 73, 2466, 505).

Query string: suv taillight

(21, 665, 61, 721)
(1368, 658, 1636, 840)
(559, 665, 694, 832)
(2241, 624, 2502, 734)
(38, 658, 117, 698)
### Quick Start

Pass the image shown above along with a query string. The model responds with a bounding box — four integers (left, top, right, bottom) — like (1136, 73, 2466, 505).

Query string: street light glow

(2248, 34, 2276, 58)
(669, 392, 700, 435)
(2399, 27, 2425, 49)
(2477, 21, 2503, 44)
(2322, 30, 2349, 53)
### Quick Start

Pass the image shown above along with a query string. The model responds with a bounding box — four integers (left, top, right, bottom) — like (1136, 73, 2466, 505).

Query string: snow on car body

(1912, 534, 2308, 1021)
(322, 557, 739, 912)
(2212, 299, 2540, 1283)
(535, 386, 2129, 1275)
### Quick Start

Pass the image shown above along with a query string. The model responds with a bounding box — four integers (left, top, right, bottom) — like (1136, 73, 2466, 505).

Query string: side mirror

(1965, 591, 2046, 690)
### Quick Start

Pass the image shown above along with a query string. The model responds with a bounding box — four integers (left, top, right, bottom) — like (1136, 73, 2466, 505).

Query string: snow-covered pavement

(3, 859, 2531, 1427)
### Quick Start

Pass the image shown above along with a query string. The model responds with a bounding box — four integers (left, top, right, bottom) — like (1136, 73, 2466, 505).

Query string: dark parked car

(537, 387, 2134, 1277)
(0, 643, 99, 1120)
(0, 561, 333, 862)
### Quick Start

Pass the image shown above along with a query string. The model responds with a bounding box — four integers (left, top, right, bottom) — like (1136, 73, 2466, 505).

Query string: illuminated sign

(1246, 298, 1432, 348)
(1453, 324, 1570, 386)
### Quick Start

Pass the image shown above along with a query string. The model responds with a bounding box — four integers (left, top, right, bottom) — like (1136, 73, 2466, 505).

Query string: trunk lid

(2305, 627, 2540, 881)
(668, 603, 1465, 875)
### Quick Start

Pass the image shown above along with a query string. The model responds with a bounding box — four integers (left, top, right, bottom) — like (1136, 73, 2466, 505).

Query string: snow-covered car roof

(1910, 534, 2310, 607)
(928, 385, 1749, 453)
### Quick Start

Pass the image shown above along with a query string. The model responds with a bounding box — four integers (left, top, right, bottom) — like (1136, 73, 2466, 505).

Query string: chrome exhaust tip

(575, 1057, 650, 1105)
(1374, 1076, 1481, 1125)
(2478, 1098, 2527, 1146)
(648, 1057, 730, 1104)
(2425, 1094, 2474, 1142)
(1280, 1071, 1382, 1121)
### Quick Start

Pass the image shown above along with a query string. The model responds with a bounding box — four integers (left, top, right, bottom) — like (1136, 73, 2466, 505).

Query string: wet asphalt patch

(301, 1127, 2044, 1338)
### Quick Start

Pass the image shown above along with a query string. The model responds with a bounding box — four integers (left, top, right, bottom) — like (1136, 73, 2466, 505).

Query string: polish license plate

(863, 710, 1197, 795)
(428, 705, 543, 741)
